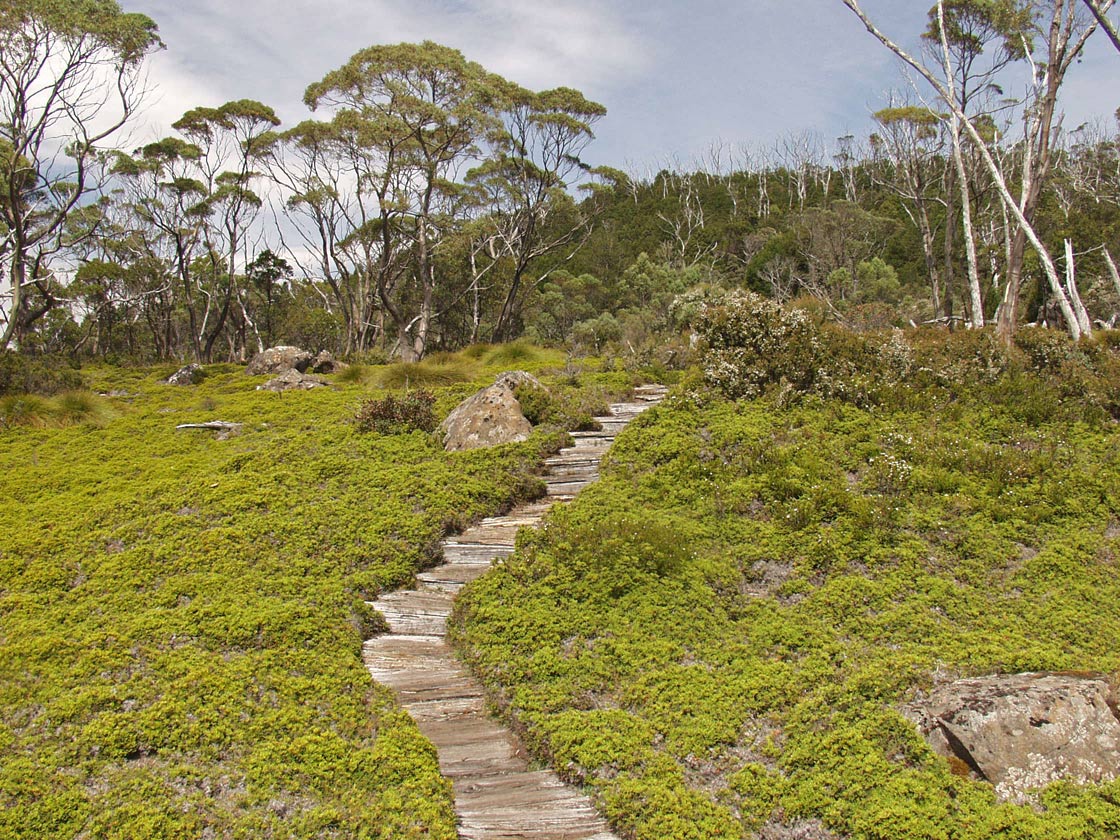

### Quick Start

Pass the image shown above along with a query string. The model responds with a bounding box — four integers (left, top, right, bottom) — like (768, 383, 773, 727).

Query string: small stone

(311, 350, 348, 374)
(493, 370, 545, 392)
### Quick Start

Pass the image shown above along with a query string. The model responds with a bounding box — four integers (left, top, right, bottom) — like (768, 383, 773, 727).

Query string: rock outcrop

(311, 350, 348, 374)
(439, 372, 536, 451)
(256, 369, 327, 393)
(494, 370, 544, 391)
(903, 672, 1120, 802)
(163, 364, 203, 385)
(246, 346, 313, 376)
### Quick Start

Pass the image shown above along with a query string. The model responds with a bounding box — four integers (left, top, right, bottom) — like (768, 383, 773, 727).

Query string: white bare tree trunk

(1064, 239, 1093, 334)
(840, 0, 1085, 340)
(937, 1, 985, 328)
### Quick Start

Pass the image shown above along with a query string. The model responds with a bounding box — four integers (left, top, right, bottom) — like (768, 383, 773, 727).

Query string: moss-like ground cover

(453, 348, 1120, 839)
(0, 357, 622, 838)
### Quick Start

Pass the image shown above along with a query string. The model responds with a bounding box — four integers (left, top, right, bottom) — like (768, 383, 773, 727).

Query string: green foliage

(0, 351, 83, 395)
(693, 289, 823, 399)
(354, 390, 437, 435)
(0, 390, 116, 428)
(0, 366, 570, 837)
(454, 329, 1120, 839)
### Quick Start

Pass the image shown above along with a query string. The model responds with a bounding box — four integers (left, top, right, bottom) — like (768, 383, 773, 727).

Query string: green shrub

(454, 343, 1120, 840)
(0, 365, 560, 838)
(0, 352, 82, 395)
(513, 382, 553, 425)
(355, 390, 437, 435)
(694, 290, 824, 399)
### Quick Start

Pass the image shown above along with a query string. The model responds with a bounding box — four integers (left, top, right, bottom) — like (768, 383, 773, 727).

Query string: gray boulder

(440, 374, 534, 452)
(494, 370, 544, 391)
(246, 346, 313, 376)
(256, 369, 327, 393)
(903, 672, 1120, 802)
(163, 363, 203, 386)
(311, 350, 348, 374)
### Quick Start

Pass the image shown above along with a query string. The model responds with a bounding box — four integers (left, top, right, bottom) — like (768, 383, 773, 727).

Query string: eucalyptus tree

(245, 249, 291, 349)
(467, 83, 606, 341)
(107, 100, 279, 362)
(261, 117, 384, 354)
(922, 0, 1033, 328)
(109, 137, 208, 359)
(303, 41, 498, 361)
(0, 0, 162, 349)
(995, 0, 1103, 337)
(171, 100, 280, 360)
(871, 104, 950, 315)
(1081, 0, 1120, 50)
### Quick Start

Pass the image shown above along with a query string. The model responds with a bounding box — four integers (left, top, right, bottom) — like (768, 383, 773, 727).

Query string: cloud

(128, 0, 650, 138)
(123, 0, 1119, 168)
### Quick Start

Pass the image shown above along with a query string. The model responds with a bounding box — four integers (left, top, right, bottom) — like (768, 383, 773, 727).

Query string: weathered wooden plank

(442, 543, 516, 562)
(546, 480, 595, 496)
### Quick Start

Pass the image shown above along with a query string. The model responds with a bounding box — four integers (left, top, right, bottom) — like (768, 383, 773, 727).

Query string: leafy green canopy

(0, 0, 160, 64)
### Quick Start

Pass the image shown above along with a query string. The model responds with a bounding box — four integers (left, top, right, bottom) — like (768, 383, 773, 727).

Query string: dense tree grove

(2, 0, 1120, 368)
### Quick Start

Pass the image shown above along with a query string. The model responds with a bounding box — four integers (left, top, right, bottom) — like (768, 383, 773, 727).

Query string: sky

(126, 0, 1120, 173)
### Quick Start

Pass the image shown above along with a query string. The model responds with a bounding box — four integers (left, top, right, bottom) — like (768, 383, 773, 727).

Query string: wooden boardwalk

(363, 385, 667, 840)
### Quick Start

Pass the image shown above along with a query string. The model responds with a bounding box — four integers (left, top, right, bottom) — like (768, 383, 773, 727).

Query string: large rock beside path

(903, 672, 1120, 802)
(439, 371, 541, 452)
(246, 346, 313, 376)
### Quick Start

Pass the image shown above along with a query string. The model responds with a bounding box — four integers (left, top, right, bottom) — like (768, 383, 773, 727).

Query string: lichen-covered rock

(256, 369, 327, 393)
(245, 346, 313, 376)
(494, 370, 544, 392)
(903, 672, 1120, 802)
(440, 379, 532, 451)
(163, 364, 203, 385)
(311, 350, 348, 374)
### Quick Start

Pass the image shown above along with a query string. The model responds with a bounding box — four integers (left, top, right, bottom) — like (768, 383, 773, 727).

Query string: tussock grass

(481, 341, 557, 368)
(459, 343, 493, 360)
(0, 390, 116, 428)
(375, 357, 479, 389)
(335, 363, 371, 384)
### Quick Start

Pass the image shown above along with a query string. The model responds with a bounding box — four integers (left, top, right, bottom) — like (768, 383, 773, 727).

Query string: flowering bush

(693, 290, 823, 399)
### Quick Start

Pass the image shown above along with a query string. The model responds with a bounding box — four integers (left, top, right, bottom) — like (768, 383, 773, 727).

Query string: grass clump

(375, 356, 479, 388)
(334, 363, 370, 384)
(481, 341, 560, 368)
(0, 390, 116, 428)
